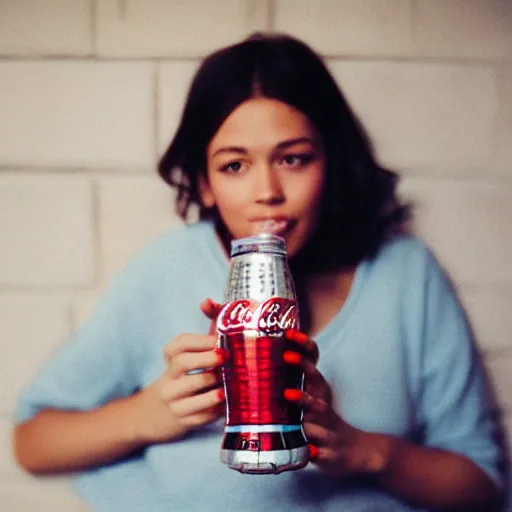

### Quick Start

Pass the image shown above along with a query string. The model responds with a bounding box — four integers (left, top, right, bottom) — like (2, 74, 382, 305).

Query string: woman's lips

(251, 218, 293, 236)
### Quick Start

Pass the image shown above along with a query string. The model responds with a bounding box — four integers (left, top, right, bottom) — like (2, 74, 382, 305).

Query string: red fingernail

(283, 351, 302, 364)
(217, 387, 225, 401)
(214, 348, 229, 363)
(308, 444, 319, 460)
(285, 329, 309, 344)
(284, 389, 302, 401)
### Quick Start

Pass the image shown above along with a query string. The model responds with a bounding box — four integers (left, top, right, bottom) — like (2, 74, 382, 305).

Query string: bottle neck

(226, 252, 296, 303)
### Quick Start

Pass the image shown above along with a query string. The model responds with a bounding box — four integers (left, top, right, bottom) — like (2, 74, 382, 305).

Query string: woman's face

(201, 98, 326, 258)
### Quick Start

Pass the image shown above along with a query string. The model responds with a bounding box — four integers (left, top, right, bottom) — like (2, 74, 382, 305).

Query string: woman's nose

(254, 166, 285, 205)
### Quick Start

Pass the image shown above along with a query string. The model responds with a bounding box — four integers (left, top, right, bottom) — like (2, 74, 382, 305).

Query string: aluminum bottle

(216, 233, 309, 474)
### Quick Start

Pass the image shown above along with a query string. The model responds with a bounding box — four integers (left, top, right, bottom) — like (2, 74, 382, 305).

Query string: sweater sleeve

(15, 267, 142, 424)
(14, 222, 221, 425)
(414, 251, 504, 488)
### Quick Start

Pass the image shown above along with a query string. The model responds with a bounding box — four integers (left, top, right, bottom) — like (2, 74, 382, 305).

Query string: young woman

(14, 34, 504, 511)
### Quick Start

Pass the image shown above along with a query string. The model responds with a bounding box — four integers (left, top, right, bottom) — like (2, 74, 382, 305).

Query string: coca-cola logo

(216, 299, 253, 331)
(217, 298, 298, 334)
(257, 299, 298, 332)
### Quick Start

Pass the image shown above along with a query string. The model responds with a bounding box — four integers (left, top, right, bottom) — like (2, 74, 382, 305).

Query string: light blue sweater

(16, 221, 503, 511)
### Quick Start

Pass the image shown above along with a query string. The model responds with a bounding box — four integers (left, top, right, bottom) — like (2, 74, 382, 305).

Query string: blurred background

(0, 0, 511, 509)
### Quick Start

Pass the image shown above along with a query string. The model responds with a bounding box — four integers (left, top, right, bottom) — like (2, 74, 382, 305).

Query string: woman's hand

(284, 331, 390, 478)
(135, 299, 227, 444)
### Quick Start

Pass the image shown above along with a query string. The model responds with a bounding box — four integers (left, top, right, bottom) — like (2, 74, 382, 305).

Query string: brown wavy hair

(158, 33, 409, 271)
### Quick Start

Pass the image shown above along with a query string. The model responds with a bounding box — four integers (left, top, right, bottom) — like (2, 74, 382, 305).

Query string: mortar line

(267, 0, 275, 32)
(153, 62, 160, 166)
(410, 0, 418, 45)
(0, 54, 509, 68)
(90, 177, 102, 289)
(90, 0, 98, 57)
(0, 166, 154, 175)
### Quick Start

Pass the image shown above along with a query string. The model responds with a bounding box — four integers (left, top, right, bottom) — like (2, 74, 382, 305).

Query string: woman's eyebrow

(211, 137, 316, 158)
(275, 137, 316, 150)
(211, 146, 247, 158)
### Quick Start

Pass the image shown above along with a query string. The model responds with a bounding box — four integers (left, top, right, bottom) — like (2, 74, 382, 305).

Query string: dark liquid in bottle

(222, 332, 304, 427)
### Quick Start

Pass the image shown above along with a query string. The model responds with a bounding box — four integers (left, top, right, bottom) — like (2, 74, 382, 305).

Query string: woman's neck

(295, 267, 356, 337)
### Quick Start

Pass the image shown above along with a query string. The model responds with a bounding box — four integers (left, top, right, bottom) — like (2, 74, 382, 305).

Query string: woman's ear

(198, 173, 216, 208)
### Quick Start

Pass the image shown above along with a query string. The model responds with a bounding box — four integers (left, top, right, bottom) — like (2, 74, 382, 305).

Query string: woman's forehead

(208, 98, 320, 154)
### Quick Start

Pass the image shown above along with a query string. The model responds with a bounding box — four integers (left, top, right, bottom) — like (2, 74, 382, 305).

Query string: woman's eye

(283, 156, 300, 166)
(280, 154, 313, 168)
(220, 161, 243, 173)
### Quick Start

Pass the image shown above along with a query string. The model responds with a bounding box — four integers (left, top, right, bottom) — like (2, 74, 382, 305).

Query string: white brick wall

(96, 0, 271, 57)
(412, 0, 512, 61)
(0, 175, 95, 286)
(158, 61, 199, 152)
(0, 62, 155, 169)
(461, 290, 512, 352)
(1, 0, 511, 508)
(0, 0, 92, 57)
(330, 61, 498, 171)
(398, 178, 512, 286)
(97, 174, 182, 280)
(495, 67, 512, 173)
(0, 294, 72, 415)
(274, 0, 512, 61)
(486, 354, 512, 413)
(274, 0, 413, 56)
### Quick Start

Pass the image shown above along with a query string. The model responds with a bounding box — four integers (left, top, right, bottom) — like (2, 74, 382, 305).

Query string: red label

(217, 298, 298, 334)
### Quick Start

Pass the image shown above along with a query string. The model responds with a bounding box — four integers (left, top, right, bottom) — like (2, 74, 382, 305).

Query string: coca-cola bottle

(216, 233, 309, 474)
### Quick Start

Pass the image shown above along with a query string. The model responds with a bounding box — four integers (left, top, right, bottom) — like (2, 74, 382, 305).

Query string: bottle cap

(231, 234, 287, 257)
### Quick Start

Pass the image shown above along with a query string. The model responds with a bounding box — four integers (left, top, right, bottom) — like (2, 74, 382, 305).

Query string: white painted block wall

(1, 1, 511, 509)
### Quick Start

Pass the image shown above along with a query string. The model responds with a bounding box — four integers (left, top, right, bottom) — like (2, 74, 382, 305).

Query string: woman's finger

(284, 388, 336, 429)
(185, 409, 224, 429)
(167, 347, 228, 378)
(161, 371, 221, 402)
(302, 420, 336, 447)
(284, 330, 319, 364)
(283, 350, 317, 376)
(283, 351, 331, 402)
(300, 390, 331, 420)
(307, 445, 346, 471)
(308, 444, 319, 461)
(164, 333, 218, 362)
(169, 386, 225, 419)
